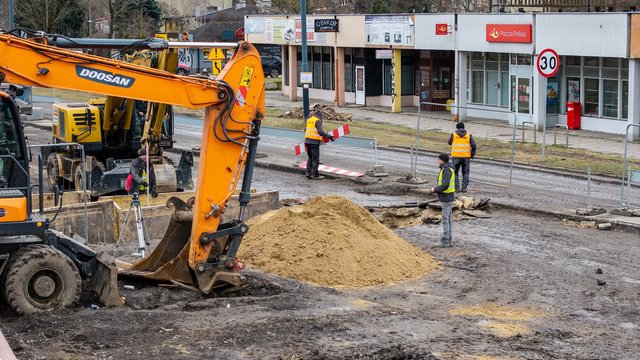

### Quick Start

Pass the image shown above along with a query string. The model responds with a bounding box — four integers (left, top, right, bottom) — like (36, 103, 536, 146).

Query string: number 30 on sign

(537, 48, 560, 78)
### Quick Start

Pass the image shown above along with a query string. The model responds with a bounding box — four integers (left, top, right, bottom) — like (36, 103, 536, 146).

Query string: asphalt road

(24, 100, 640, 213)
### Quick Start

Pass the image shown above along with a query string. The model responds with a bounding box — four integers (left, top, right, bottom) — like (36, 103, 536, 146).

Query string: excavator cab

(0, 92, 119, 315)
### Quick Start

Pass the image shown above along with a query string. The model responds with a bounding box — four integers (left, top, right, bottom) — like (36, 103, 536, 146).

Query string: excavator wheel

(46, 154, 62, 191)
(2, 244, 81, 315)
(74, 165, 88, 192)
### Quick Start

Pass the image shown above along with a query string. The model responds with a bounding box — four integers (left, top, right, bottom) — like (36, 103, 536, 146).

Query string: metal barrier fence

(414, 101, 516, 187)
(28, 143, 88, 241)
(553, 124, 569, 147)
(522, 121, 536, 144)
(620, 124, 640, 208)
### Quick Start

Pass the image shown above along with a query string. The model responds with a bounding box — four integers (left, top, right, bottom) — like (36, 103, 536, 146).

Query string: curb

(491, 202, 640, 233)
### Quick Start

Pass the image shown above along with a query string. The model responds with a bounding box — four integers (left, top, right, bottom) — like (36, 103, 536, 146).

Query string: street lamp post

(300, 0, 310, 120)
(9, 0, 14, 30)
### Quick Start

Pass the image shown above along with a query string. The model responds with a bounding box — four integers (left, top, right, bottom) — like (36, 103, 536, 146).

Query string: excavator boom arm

(0, 34, 225, 109)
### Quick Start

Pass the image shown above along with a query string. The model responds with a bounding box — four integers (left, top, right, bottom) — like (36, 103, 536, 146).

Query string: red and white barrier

(294, 124, 351, 155)
(297, 162, 364, 177)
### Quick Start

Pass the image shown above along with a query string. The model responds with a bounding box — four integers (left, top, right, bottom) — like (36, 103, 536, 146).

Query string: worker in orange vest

(448, 122, 476, 192)
(304, 110, 334, 179)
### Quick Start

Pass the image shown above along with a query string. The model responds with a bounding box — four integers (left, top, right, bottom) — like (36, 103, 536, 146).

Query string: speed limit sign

(537, 48, 560, 78)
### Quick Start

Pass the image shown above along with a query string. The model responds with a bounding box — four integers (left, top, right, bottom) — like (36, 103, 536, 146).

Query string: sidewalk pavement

(265, 92, 640, 159)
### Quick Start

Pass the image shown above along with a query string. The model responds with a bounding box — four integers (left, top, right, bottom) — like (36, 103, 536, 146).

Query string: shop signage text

(485, 24, 532, 43)
(375, 49, 393, 59)
(314, 19, 339, 32)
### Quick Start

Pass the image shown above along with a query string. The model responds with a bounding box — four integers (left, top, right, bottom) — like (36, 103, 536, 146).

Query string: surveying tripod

(114, 192, 150, 258)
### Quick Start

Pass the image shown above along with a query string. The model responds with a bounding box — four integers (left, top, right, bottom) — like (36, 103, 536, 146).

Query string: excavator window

(0, 97, 22, 186)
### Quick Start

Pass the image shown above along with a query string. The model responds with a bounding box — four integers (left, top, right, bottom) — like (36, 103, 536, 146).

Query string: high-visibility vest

(451, 133, 471, 158)
(304, 117, 322, 140)
(139, 169, 148, 191)
(437, 167, 456, 193)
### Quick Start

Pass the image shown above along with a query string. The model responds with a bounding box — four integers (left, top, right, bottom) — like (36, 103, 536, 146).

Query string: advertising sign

(314, 19, 339, 33)
(485, 24, 532, 43)
(295, 19, 316, 43)
(365, 15, 414, 46)
(265, 19, 296, 43)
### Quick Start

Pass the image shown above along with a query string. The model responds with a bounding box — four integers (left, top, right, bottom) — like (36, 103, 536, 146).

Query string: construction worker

(304, 110, 334, 179)
(127, 148, 158, 197)
(428, 153, 456, 246)
(448, 122, 476, 192)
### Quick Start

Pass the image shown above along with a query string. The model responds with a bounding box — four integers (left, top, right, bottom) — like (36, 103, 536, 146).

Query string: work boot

(312, 175, 325, 180)
(461, 188, 468, 193)
(305, 173, 313, 179)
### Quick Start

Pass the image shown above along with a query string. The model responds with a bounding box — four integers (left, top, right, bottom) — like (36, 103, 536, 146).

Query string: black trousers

(305, 143, 320, 177)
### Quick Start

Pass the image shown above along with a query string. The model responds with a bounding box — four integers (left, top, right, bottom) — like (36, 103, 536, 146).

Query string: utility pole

(300, 0, 310, 121)
(9, 0, 14, 30)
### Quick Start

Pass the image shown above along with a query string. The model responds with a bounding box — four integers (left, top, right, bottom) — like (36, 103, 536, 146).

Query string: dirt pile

(279, 103, 353, 122)
(238, 195, 439, 287)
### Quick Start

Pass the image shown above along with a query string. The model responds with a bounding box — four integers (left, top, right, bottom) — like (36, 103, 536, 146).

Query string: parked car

(261, 55, 282, 78)
(176, 63, 190, 75)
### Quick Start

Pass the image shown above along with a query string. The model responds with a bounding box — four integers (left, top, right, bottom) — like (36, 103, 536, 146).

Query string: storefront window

(517, 78, 531, 114)
(472, 71, 484, 104)
(584, 78, 599, 115)
(622, 80, 628, 119)
(485, 71, 499, 105)
(517, 54, 531, 65)
(546, 78, 560, 114)
(344, 49, 353, 92)
(322, 47, 333, 90)
(602, 79, 618, 118)
(566, 77, 580, 103)
(501, 71, 509, 107)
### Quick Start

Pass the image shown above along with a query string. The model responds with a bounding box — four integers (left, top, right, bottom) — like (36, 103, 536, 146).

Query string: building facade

(245, 13, 640, 140)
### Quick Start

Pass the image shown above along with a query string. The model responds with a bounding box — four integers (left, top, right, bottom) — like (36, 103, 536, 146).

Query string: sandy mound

(238, 196, 440, 288)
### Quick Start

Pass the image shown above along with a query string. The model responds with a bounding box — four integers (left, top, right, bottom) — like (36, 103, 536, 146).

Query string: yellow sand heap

(238, 195, 440, 288)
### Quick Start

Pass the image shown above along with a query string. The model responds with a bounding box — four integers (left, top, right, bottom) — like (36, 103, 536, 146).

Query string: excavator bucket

(119, 197, 246, 293)
(84, 254, 122, 307)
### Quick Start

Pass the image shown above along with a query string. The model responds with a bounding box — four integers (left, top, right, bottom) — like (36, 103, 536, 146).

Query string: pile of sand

(238, 196, 440, 288)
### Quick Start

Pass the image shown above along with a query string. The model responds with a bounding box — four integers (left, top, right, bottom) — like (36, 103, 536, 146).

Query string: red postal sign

(486, 24, 532, 43)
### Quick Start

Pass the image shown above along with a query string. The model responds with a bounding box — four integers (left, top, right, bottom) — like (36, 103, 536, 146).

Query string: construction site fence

(522, 121, 536, 144)
(414, 101, 516, 188)
(553, 124, 569, 148)
(621, 124, 640, 208)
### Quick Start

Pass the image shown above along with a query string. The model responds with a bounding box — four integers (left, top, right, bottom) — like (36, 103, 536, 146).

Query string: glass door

(510, 75, 532, 124)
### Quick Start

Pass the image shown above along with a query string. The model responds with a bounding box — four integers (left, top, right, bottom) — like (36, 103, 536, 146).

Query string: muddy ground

(5, 124, 639, 359)
(2, 201, 639, 359)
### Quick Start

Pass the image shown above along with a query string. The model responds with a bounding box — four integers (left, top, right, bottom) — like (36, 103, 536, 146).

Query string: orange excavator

(0, 31, 265, 314)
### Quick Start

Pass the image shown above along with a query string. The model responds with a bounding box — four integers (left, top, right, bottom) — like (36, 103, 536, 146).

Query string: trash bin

(566, 102, 581, 130)
(446, 99, 455, 114)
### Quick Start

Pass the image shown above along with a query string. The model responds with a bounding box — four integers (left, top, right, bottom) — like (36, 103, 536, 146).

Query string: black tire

(2, 244, 81, 315)
(74, 165, 87, 192)
(46, 154, 62, 191)
(269, 67, 280, 78)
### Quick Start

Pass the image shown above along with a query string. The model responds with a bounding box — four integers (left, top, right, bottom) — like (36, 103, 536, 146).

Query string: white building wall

(457, 14, 534, 54)
(535, 14, 629, 57)
(414, 14, 456, 50)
